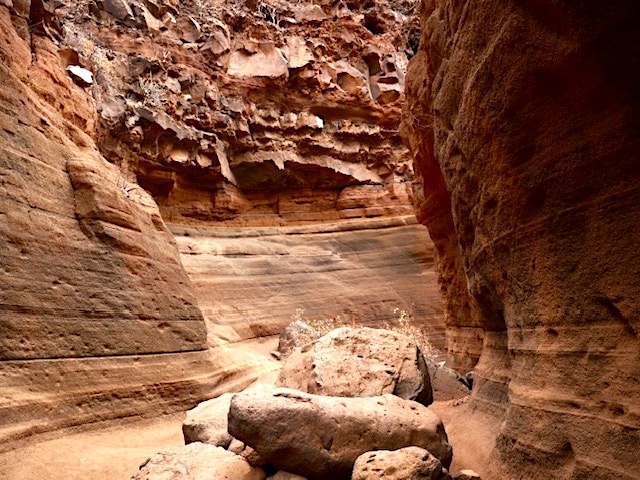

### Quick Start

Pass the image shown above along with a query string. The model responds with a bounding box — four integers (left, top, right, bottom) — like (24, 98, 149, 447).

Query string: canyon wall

(402, 0, 640, 478)
(0, 5, 216, 448)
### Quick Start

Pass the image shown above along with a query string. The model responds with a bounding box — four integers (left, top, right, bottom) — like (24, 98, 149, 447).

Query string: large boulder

(132, 442, 265, 480)
(182, 393, 234, 447)
(352, 447, 452, 480)
(227, 385, 452, 480)
(276, 327, 433, 405)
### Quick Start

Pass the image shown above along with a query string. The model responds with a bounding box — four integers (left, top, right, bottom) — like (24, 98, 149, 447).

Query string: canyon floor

(0, 400, 490, 480)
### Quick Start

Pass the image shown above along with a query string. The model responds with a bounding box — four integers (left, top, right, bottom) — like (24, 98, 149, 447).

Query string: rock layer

(173, 217, 446, 385)
(0, 5, 214, 447)
(402, 0, 640, 478)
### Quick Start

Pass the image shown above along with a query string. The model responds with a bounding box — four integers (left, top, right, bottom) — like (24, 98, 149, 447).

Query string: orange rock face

(0, 6, 215, 447)
(402, 0, 640, 478)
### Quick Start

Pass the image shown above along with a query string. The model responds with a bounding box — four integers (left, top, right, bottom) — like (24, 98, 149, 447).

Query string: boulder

(352, 447, 452, 480)
(132, 442, 265, 480)
(182, 393, 234, 448)
(276, 327, 433, 405)
(228, 386, 452, 480)
(275, 320, 319, 359)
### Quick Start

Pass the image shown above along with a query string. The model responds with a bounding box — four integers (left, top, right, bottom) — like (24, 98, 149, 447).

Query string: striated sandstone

(0, 4, 215, 448)
(173, 217, 446, 386)
(402, 0, 640, 478)
(38, 0, 446, 394)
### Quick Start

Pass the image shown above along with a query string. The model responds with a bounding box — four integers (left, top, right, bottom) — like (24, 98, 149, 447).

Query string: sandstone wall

(402, 0, 640, 478)
(0, 5, 216, 448)
(172, 216, 446, 384)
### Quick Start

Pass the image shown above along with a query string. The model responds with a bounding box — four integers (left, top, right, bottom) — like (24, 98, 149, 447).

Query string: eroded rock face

(0, 5, 214, 447)
(276, 327, 433, 405)
(228, 386, 452, 480)
(402, 0, 640, 478)
(58, 0, 420, 227)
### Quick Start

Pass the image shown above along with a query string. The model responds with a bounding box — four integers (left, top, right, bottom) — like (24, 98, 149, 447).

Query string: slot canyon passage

(0, 0, 639, 478)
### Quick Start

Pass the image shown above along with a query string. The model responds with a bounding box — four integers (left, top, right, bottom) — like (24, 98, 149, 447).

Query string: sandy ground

(430, 399, 499, 477)
(0, 414, 184, 480)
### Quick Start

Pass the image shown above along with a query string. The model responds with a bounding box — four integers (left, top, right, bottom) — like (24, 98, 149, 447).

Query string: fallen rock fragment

(274, 320, 319, 359)
(66, 65, 93, 86)
(425, 357, 470, 401)
(132, 442, 265, 480)
(352, 446, 452, 480)
(277, 327, 433, 404)
(182, 392, 234, 447)
(228, 385, 452, 479)
(100, 0, 133, 20)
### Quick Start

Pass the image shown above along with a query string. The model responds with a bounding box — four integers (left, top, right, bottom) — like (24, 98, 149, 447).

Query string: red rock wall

(0, 5, 215, 447)
(402, 0, 640, 478)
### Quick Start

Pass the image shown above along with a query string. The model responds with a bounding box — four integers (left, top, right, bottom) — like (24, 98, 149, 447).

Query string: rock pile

(134, 327, 479, 479)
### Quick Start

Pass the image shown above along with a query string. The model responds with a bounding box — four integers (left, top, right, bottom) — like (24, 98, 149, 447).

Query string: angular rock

(132, 442, 265, 480)
(425, 358, 470, 401)
(275, 320, 319, 359)
(228, 386, 452, 480)
(352, 447, 452, 480)
(101, 0, 133, 20)
(276, 327, 433, 405)
(182, 393, 234, 447)
(228, 43, 289, 78)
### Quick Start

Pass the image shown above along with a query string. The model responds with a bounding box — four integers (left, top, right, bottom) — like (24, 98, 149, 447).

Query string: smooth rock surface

(425, 358, 470, 402)
(132, 442, 265, 480)
(277, 327, 433, 405)
(228, 386, 452, 480)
